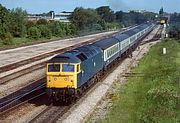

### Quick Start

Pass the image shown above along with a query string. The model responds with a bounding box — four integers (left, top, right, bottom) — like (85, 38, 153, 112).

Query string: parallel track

(141, 25, 163, 45)
(0, 78, 45, 116)
(0, 63, 45, 85)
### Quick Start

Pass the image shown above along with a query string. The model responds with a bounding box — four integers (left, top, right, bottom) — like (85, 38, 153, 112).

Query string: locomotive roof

(49, 44, 102, 63)
(72, 44, 102, 59)
(48, 53, 81, 63)
(93, 37, 119, 50)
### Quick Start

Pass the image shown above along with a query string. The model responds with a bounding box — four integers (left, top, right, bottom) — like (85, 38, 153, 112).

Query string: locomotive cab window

(62, 64, 74, 72)
(48, 64, 60, 72)
(77, 64, 80, 73)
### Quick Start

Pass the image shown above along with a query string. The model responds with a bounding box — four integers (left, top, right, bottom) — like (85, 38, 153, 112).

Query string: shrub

(27, 27, 41, 39)
(1, 32, 13, 45)
(36, 19, 48, 25)
(38, 25, 52, 39)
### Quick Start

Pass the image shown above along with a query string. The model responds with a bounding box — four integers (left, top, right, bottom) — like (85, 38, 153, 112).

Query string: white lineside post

(163, 48, 166, 54)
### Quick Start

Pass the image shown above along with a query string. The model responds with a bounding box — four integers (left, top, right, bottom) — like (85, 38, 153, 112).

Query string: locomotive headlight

(54, 77, 57, 81)
(64, 78, 68, 81)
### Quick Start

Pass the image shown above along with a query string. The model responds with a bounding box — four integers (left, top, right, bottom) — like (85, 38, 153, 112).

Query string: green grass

(98, 39, 180, 123)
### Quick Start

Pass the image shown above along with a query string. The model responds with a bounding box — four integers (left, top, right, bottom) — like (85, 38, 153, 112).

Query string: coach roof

(93, 37, 119, 50)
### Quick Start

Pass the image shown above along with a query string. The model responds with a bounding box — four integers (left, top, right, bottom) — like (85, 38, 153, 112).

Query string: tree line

(72, 6, 156, 33)
(0, 4, 156, 46)
(168, 13, 180, 39)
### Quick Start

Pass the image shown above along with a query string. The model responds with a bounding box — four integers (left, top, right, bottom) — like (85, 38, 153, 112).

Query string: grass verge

(98, 39, 180, 123)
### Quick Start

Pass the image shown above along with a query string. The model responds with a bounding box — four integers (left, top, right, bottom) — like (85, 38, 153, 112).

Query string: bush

(36, 19, 48, 25)
(38, 25, 52, 39)
(25, 20, 35, 29)
(105, 22, 121, 30)
(48, 21, 65, 37)
(27, 27, 41, 39)
(92, 24, 103, 31)
(1, 32, 13, 45)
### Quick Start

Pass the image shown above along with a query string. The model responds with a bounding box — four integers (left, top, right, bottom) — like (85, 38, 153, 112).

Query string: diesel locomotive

(46, 22, 155, 101)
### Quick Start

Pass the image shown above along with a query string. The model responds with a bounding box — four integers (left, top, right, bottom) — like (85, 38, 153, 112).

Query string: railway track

(28, 104, 69, 123)
(141, 25, 163, 45)
(0, 78, 45, 116)
(0, 63, 46, 85)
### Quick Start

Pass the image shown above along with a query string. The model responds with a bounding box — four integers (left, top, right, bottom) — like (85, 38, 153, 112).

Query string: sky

(0, 0, 180, 14)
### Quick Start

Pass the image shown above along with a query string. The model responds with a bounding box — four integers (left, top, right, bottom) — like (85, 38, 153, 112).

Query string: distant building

(54, 11, 72, 22)
(27, 15, 53, 21)
(129, 10, 148, 13)
(27, 11, 72, 23)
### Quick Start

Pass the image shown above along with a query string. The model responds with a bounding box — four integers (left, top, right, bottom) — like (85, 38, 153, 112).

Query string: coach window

(108, 50, 110, 58)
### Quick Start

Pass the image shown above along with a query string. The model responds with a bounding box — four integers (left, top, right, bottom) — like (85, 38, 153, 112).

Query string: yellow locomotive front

(46, 63, 80, 89)
(46, 54, 81, 101)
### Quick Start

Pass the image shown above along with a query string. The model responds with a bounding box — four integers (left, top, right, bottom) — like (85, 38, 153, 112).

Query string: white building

(54, 11, 72, 22)
(129, 10, 148, 13)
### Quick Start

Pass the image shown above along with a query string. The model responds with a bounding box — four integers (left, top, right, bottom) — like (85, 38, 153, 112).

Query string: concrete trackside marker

(163, 48, 166, 54)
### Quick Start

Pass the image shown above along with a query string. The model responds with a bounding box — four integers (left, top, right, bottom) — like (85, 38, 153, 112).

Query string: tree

(9, 8, 27, 37)
(0, 4, 11, 39)
(115, 11, 124, 23)
(71, 7, 101, 30)
(96, 6, 115, 22)
(143, 12, 156, 21)
(159, 7, 164, 16)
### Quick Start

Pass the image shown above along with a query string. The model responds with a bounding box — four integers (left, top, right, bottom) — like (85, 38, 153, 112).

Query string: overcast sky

(0, 0, 179, 13)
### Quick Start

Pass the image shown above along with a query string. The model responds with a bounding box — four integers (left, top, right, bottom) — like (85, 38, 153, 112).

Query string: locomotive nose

(46, 63, 81, 89)
(47, 75, 75, 88)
